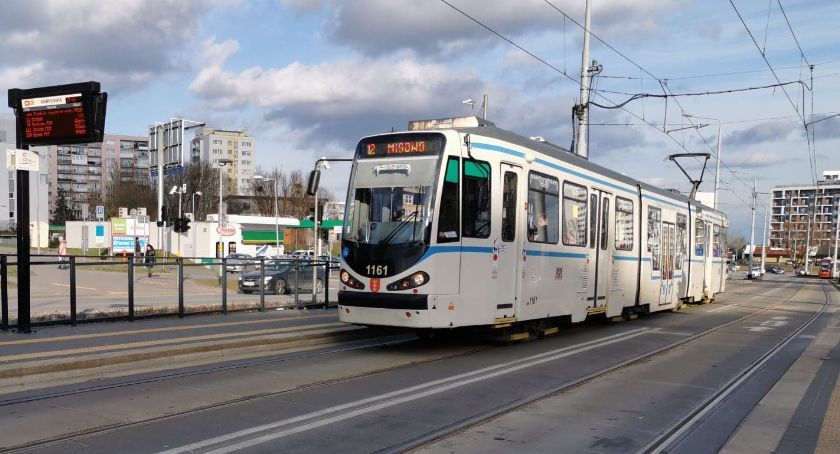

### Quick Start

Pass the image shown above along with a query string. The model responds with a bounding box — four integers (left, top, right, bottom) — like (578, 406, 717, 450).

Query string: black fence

(0, 254, 340, 331)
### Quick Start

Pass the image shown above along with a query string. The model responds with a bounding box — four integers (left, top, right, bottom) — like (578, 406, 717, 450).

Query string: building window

(562, 182, 587, 246)
(527, 171, 559, 244)
(615, 197, 634, 251)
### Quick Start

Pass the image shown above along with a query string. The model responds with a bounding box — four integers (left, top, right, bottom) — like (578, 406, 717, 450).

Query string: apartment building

(190, 127, 255, 196)
(43, 135, 149, 219)
(770, 170, 840, 250)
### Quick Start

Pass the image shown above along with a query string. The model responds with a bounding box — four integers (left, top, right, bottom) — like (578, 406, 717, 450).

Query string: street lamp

(253, 175, 281, 256)
(217, 158, 234, 285)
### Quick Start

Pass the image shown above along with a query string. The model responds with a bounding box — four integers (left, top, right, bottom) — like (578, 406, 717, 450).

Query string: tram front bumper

(338, 291, 431, 328)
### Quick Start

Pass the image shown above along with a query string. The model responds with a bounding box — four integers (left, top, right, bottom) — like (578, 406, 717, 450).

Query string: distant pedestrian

(57, 237, 69, 270)
(144, 244, 156, 277)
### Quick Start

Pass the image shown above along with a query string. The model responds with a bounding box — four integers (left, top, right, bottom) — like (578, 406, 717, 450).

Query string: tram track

(1, 335, 493, 453)
(3, 280, 816, 453)
(382, 279, 824, 453)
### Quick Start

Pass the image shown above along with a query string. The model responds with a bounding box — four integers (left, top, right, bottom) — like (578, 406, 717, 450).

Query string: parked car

(766, 265, 785, 274)
(225, 253, 254, 273)
(748, 267, 764, 278)
(290, 249, 315, 258)
(317, 255, 340, 264)
(238, 260, 325, 294)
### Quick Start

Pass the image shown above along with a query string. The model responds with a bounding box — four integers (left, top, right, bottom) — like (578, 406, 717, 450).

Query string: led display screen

(8, 82, 107, 146)
(357, 133, 444, 159)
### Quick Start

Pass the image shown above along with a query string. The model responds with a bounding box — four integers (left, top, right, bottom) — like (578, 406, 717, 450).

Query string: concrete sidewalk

(0, 309, 372, 394)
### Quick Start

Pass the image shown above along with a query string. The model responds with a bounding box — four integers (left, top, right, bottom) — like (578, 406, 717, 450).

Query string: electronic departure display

(8, 81, 107, 146)
(357, 133, 444, 159)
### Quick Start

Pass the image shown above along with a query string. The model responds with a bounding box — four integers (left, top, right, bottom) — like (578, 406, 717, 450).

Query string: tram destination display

(8, 81, 107, 146)
(357, 133, 444, 159)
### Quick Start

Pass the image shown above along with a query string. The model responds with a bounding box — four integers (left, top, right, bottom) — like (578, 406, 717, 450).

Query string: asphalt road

(1, 274, 835, 453)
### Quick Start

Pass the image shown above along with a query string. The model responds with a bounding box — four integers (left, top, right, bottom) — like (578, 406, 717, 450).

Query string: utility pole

(481, 94, 488, 120)
(714, 124, 722, 210)
(761, 204, 767, 273)
(748, 178, 757, 277)
(833, 195, 840, 278)
(574, 0, 593, 160)
(805, 193, 814, 274)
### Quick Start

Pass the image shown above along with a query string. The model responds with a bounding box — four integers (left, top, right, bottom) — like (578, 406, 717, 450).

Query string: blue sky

(2, 0, 839, 240)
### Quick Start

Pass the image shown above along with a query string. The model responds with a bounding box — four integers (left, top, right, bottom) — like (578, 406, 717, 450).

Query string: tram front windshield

(343, 134, 445, 247)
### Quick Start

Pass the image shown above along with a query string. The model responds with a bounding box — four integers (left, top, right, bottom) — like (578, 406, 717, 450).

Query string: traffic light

(180, 217, 191, 233)
(172, 217, 182, 233)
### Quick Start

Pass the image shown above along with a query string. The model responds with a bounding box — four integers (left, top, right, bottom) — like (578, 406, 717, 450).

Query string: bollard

(128, 260, 135, 321)
(178, 258, 185, 318)
(69, 256, 77, 326)
(1, 255, 8, 330)
(311, 260, 317, 307)
(294, 260, 300, 308)
(259, 257, 265, 312)
(221, 257, 228, 314)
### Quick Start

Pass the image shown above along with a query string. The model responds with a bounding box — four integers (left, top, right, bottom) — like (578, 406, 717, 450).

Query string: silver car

(225, 253, 254, 273)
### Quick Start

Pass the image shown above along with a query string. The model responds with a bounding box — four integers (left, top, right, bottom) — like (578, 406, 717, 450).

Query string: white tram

(337, 116, 727, 332)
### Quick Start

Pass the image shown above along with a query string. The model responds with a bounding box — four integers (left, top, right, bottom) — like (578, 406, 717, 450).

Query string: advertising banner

(112, 235, 147, 254)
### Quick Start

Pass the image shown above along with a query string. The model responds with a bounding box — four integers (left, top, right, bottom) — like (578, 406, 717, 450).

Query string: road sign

(96, 205, 104, 220)
(5, 149, 40, 171)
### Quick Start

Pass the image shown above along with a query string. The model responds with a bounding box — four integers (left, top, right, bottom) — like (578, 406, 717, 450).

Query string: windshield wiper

(381, 210, 421, 246)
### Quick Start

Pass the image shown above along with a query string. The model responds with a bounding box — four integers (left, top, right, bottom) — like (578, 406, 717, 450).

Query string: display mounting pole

(13, 113, 31, 333)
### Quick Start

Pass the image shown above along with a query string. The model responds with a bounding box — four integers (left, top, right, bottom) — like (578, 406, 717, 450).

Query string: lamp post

(253, 175, 280, 256)
(217, 158, 233, 285)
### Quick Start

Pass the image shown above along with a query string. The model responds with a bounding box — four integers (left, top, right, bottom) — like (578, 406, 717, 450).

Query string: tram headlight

(387, 271, 430, 291)
(339, 269, 365, 289)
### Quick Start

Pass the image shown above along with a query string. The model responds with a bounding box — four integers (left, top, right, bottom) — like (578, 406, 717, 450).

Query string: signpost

(7, 81, 107, 334)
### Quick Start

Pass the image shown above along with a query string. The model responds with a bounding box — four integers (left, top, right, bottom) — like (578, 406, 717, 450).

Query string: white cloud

(0, 0, 209, 93)
(725, 152, 787, 169)
(283, 0, 674, 59)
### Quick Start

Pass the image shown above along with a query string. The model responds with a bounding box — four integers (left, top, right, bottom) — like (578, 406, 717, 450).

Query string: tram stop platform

(0, 308, 367, 394)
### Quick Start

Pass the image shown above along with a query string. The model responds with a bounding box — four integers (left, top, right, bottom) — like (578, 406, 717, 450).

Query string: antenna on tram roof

(666, 153, 711, 200)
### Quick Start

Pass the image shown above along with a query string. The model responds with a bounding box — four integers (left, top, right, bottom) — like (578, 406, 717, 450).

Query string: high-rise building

(42, 134, 149, 219)
(190, 127, 255, 196)
(0, 113, 50, 243)
(770, 171, 840, 251)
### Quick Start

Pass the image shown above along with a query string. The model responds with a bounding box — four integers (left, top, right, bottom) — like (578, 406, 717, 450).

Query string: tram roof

(450, 124, 722, 216)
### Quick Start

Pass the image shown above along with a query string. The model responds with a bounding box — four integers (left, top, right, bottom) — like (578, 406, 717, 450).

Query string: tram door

(589, 190, 613, 310)
(660, 223, 676, 306)
(496, 163, 523, 319)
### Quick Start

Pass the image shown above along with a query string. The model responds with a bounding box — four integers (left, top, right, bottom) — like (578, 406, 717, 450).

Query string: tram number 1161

(366, 265, 389, 276)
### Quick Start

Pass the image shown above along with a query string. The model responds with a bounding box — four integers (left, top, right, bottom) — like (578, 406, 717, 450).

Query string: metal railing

(0, 253, 340, 331)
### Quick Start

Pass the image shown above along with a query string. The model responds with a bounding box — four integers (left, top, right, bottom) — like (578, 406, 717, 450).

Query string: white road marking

(50, 282, 97, 291)
(708, 305, 734, 313)
(156, 328, 653, 454)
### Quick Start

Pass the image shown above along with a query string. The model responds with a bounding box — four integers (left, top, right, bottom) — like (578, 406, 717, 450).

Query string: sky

(1, 0, 839, 240)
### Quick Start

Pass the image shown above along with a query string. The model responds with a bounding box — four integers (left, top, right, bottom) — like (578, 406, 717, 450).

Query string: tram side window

(437, 157, 460, 243)
(648, 207, 661, 270)
(562, 182, 588, 246)
(502, 172, 518, 242)
(462, 159, 491, 238)
(615, 197, 634, 251)
(713, 224, 721, 257)
(676, 214, 687, 266)
(527, 172, 559, 244)
(695, 218, 705, 256)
